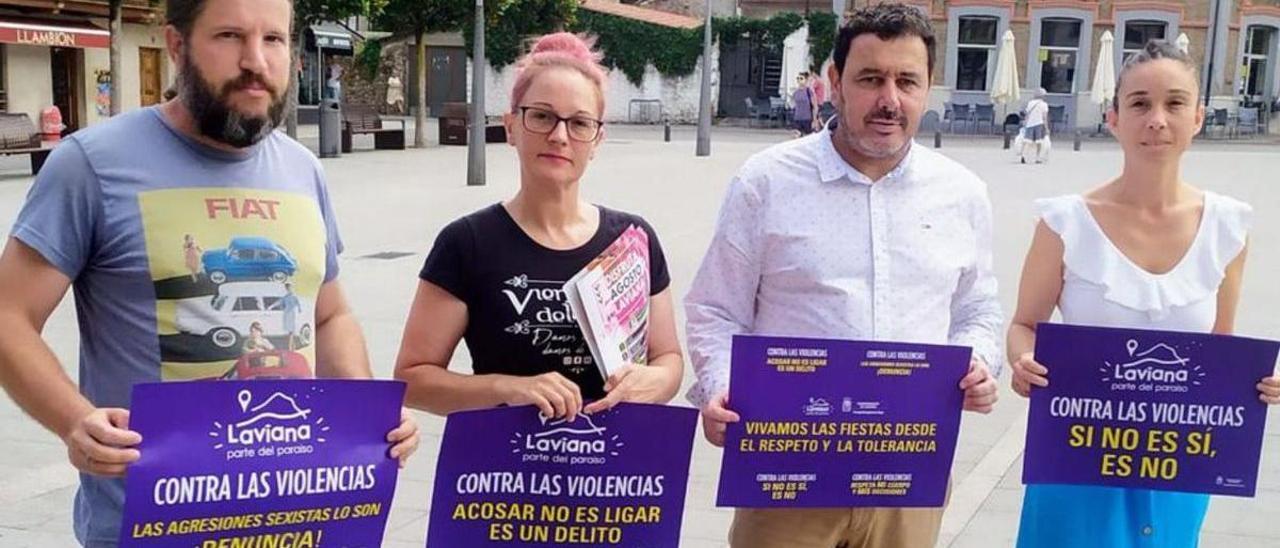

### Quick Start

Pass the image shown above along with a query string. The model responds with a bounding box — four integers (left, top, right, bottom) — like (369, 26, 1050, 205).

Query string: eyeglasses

(518, 106, 604, 142)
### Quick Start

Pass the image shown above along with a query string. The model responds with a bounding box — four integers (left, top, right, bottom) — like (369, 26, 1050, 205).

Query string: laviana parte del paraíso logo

(210, 388, 329, 460)
(1101, 339, 1204, 393)
(510, 413, 622, 466)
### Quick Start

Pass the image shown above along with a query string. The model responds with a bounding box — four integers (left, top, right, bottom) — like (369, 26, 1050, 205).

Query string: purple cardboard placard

(1025, 323, 1279, 496)
(426, 403, 697, 547)
(717, 335, 970, 508)
(120, 379, 405, 547)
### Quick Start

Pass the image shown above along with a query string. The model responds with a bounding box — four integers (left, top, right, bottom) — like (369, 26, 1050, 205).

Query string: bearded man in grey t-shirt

(0, 1, 419, 545)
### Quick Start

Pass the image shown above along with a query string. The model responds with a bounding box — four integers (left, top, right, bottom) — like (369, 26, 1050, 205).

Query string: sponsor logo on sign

(510, 414, 621, 465)
(803, 397, 832, 417)
(1101, 339, 1204, 393)
(210, 389, 328, 460)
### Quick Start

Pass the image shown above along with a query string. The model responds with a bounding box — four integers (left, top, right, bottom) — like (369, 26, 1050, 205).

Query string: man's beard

(837, 105, 912, 160)
(179, 52, 291, 148)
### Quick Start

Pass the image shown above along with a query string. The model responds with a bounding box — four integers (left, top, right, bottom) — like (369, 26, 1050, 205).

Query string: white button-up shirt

(685, 130, 1004, 409)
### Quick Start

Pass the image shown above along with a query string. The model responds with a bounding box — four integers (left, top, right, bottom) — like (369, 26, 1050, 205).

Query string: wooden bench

(0, 113, 52, 175)
(340, 104, 405, 153)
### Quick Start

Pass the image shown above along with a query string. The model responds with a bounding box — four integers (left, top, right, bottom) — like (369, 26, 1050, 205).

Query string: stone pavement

(0, 122, 1277, 547)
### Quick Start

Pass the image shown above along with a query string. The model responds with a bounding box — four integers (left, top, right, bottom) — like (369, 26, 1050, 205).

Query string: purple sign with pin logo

(718, 335, 970, 507)
(119, 379, 404, 547)
(1025, 323, 1279, 496)
(426, 403, 697, 547)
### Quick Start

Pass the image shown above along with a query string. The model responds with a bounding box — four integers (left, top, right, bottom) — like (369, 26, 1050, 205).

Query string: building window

(1123, 21, 1167, 63)
(956, 16, 999, 91)
(1039, 18, 1082, 94)
(1242, 26, 1275, 98)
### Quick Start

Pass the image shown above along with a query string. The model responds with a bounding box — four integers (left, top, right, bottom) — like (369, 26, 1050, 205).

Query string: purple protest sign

(426, 403, 697, 547)
(717, 335, 970, 508)
(120, 379, 404, 547)
(1025, 323, 1279, 496)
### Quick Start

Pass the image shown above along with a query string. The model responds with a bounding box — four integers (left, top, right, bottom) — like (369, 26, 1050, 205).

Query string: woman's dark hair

(1113, 40, 1199, 110)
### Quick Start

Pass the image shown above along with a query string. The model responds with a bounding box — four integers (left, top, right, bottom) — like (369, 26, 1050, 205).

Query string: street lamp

(1203, 0, 1220, 113)
(695, 0, 712, 157)
(468, 0, 486, 186)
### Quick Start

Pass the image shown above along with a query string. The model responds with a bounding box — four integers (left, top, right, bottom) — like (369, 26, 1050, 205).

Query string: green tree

(570, 10, 700, 86)
(806, 12, 838, 72)
(463, 0, 577, 70)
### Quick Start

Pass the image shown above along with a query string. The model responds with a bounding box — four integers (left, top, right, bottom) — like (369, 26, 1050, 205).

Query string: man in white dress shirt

(685, 4, 1004, 547)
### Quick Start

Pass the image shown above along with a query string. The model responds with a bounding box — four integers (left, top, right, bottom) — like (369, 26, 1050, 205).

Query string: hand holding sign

(699, 392, 740, 448)
(1012, 351, 1050, 397)
(1258, 375, 1280, 405)
(64, 407, 141, 477)
(584, 363, 670, 414)
(961, 358, 998, 414)
(496, 372, 584, 420)
(386, 408, 421, 467)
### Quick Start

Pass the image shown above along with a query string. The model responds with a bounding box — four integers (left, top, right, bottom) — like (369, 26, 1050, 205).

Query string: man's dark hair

(833, 3, 936, 80)
(166, 0, 294, 37)
(1113, 39, 1199, 110)
(165, 0, 209, 37)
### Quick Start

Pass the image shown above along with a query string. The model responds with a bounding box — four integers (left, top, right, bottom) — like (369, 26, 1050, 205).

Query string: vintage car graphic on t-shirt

(201, 236, 299, 284)
(220, 350, 313, 380)
(139, 189, 327, 381)
(174, 280, 314, 350)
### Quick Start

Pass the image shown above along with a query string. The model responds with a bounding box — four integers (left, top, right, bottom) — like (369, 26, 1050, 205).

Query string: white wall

(470, 48, 720, 124)
(1075, 93, 1105, 129)
(83, 23, 171, 126)
(6, 45, 54, 124)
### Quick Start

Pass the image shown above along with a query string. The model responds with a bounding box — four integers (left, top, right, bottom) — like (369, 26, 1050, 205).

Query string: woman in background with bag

(1019, 88, 1051, 163)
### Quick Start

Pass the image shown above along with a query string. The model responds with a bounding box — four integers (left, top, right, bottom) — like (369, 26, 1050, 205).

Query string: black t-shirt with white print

(420, 203, 671, 400)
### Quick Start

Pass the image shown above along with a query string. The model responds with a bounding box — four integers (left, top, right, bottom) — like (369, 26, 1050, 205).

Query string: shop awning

(309, 23, 354, 54)
(0, 19, 109, 49)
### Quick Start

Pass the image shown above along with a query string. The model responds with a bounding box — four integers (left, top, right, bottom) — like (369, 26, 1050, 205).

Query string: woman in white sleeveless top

(1006, 41, 1280, 548)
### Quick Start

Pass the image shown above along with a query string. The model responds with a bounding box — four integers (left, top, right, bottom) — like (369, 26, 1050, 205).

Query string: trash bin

(319, 98, 342, 158)
(485, 124, 507, 143)
(440, 102, 469, 146)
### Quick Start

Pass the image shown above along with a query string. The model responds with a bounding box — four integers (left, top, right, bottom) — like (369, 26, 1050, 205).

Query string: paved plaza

(0, 122, 1278, 547)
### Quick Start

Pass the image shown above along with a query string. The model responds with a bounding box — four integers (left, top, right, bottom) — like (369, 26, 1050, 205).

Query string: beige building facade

(1, 1, 170, 134)
(720, 0, 1280, 127)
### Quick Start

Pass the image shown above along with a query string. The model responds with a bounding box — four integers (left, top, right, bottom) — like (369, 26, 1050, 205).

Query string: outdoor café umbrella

(990, 29, 1021, 116)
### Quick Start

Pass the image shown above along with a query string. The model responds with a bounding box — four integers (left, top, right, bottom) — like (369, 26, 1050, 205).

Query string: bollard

(934, 130, 942, 149)
(1003, 130, 1011, 150)
(1073, 130, 1082, 151)
(663, 120, 671, 142)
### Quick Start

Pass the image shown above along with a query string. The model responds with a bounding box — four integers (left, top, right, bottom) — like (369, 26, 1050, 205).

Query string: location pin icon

(238, 390, 252, 412)
(1126, 339, 1138, 356)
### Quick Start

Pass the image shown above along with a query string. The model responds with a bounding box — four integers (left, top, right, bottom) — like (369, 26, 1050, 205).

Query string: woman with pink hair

(395, 33, 683, 420)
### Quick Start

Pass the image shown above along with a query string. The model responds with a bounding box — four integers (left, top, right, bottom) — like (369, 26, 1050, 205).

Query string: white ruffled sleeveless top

(1035, 191, 1252, 332)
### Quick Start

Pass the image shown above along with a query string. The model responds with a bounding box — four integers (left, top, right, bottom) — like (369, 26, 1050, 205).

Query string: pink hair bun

(528, 32, 604, 66)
